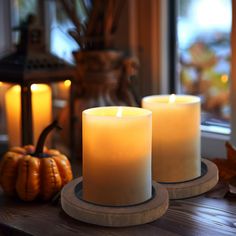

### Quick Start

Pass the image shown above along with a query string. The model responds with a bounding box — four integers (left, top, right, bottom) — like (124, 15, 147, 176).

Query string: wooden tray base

(61, 177, 169, 227)
(159, 158, 218, 199)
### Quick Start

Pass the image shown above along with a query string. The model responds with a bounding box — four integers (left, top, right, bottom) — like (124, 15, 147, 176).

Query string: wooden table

(1, 182, 236, 236)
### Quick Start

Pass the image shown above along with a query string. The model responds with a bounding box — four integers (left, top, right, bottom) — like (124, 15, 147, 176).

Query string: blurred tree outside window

(177, 0, 231, 133)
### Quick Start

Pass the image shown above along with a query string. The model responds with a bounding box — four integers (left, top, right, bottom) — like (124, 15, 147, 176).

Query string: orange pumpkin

(0, 121, 73, 201)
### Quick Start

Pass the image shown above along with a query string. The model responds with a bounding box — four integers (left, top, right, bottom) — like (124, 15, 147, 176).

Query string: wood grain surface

(1, 183, 236, 236)
(0, 160, 236, 236)
(61, 178, 169, 227)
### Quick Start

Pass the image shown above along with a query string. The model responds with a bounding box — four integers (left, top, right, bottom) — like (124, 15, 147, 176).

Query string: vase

(60, 50, 139, 158)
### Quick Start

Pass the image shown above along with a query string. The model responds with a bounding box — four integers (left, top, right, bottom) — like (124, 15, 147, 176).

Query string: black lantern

(0, 15, 75, 149)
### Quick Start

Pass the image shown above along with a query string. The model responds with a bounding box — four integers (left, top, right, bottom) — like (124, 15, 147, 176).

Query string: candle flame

(64, 80, 71, 87)
(31, 84, 38, 91)
(169, 94, 176, 103)
(0, 82, 3, 86)
(30, 84, 49, 92)
(116, 107, 123, 117)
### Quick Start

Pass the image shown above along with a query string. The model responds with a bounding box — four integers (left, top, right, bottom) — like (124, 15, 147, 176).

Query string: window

(175, 0, 233, 158)
(123, 0, 234, 158)
(177, 0, 231, 135)
(49, 1, 78, 63)
(11, 0, 38, 45)
(12, 0, 37, 22)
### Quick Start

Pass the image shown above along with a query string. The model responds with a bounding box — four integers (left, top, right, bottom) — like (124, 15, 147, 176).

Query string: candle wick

(169, 94, 176, 104)
(116, 107, 123, 117)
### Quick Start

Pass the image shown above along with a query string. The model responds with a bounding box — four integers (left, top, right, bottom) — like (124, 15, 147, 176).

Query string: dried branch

(60, 0, 83, 33)
(112, 0, 125, 33)
(103, 0, 114, 47)
(80, 0, 91, 17)
(86, 0, 101, 37)
(59, 0, 125, 50)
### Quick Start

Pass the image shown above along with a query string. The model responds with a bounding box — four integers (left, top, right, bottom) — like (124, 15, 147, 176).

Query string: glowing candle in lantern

(56, 80, 71, 100)
(82, 106, 152, 206)
(5, 84, 52, 146)
(64, 79, 71, 88)
(142, 94, 201, 182)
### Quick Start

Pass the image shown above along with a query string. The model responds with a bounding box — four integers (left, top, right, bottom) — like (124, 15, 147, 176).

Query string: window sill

(201, 129, 229, 159)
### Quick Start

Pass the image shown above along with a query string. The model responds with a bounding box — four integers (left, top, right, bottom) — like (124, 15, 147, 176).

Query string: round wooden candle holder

(61, 177, 169, 227)
(159, 158, 218, 200)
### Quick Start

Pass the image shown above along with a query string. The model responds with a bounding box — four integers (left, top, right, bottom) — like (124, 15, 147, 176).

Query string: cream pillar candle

(142, 95, 201, 182)
(5, 84, 52, 147)
(82, 106, 152, 206)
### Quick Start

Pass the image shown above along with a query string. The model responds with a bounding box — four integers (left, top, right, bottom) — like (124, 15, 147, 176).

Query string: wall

(114, 0, 168, 98)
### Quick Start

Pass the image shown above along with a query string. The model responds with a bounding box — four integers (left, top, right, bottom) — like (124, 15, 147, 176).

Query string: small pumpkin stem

(34, 120, 62, 155)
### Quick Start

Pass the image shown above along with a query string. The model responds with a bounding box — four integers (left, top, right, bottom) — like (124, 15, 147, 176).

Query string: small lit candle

(56, 80, 71, 100)
(5, 84, 52, 146)
(142, 95, 201, 182)
(82, 106, 152, 206)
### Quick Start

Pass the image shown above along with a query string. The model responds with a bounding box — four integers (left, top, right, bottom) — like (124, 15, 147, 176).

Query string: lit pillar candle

(5, 84, 52, 147)
(82, 106, 152, 206)
(142, 95, 201, 182)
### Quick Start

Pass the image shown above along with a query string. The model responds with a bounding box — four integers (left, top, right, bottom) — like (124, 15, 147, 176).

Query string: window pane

(177, 0, 232, 133)
(50, 2, 78, 63)
(15, 0, 37, 22)
(50, 0, 91, 63)
(11, 0, 37, 44)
